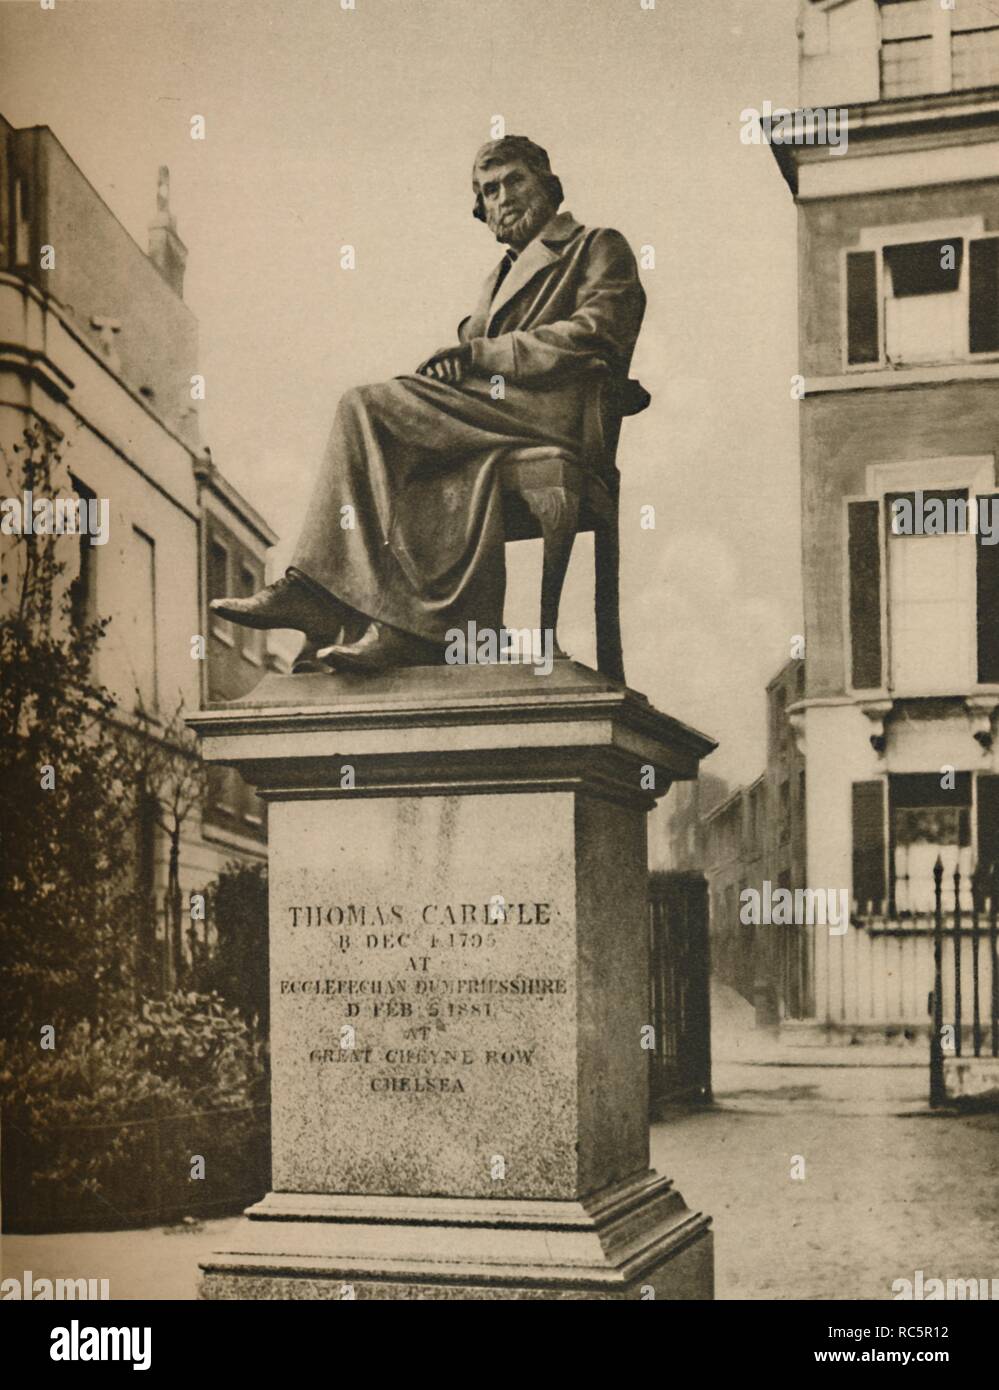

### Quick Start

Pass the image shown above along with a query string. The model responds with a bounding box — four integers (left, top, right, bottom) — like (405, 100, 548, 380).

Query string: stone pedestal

(189, 661, 716, 1300)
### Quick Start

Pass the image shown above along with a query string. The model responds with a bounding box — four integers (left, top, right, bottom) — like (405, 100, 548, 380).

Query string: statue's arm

(415, 313, 478, 382)
(465, 229, 645, 383)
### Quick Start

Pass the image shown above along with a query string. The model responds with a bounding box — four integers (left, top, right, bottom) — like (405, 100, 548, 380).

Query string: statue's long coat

(291, 212, 646, 642)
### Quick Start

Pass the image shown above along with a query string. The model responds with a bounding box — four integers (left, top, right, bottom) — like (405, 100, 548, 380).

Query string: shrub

(0, 994, 268, 1230)
(197, 862, 269, 1038)
(1, 426, 142, 1037)
(132, 991, 266, 1108)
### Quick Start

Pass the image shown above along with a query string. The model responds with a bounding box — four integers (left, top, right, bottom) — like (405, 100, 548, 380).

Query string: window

(14, 178, 30, 266)
(879, 1, 999, 98)
(130, 528, 157, 713)
(724, 884, 737, 934)
(853, 774, 974, 916)
(207, 536, 233, 644)
(207, 764, 238, 818)
(771, 684, 787, 756)
(846, 233, 999, 368)
(890, 774, 971, 915)
(69, 475, 98, 632)
(886, 489, 974, 694)
(239, 563, 264, 665)
(879, 0, 934, 99)
(747, 787, 763, 856)
(847, 464, 998, 695)
(135, 787, 161, 990)
(884, 240, 964, 364)
(779, 780, 791, 845)
(207, 537, 227, 601)
(951, 3, 999, 91)
(205, 764, 266, 842)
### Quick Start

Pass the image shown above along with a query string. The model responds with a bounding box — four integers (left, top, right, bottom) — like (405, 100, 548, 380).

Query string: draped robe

(291, 211, 646, 643)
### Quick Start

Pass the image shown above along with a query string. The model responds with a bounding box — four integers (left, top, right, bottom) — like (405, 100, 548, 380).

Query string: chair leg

(594, 514, 625, 684)
(520, 487, 579, 659)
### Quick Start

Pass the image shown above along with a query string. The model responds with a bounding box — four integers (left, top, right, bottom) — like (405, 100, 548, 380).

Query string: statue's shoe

(210, 574, 341, 633)
(292, 657, 336, 674)
(317, 621, 441, 673)
(291, 638, 336, 675)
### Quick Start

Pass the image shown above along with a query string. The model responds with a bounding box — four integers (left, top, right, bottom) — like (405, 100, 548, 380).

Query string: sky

(0, 0, 803, 788)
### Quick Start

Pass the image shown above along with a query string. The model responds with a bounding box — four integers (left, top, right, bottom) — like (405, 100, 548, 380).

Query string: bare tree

(125, 698, 208, 991)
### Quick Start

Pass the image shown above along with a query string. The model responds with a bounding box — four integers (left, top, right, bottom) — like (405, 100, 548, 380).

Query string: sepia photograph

(1, 0, 997, 1357)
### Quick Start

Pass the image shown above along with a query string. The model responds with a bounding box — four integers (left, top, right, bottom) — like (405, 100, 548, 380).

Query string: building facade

(701, 777, 767, 1007)
(774, 1, 999, 1028)
(0, 115, 279, 988)
(763, 660, 811, 1020)
(667, 663, 809, 1022)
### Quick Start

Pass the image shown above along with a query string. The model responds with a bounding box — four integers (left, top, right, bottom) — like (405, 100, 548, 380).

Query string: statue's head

(471, 135, 564, 249)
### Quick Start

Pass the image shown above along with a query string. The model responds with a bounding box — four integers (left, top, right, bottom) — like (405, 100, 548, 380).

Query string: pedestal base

(200, 1172, 712, 1301)
(190, 666, 717, 1302)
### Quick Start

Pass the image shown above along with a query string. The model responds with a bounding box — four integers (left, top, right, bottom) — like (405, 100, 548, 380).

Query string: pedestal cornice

(187, 663, 716, 809)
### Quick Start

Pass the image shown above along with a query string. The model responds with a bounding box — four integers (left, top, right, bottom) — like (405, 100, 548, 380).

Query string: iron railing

(2, 1102, 270, 1233)
(648, 871, 712, 1114)
(929, 860, 999, 1107)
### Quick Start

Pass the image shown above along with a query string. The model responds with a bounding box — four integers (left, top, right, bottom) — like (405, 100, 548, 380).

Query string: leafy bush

(1, 426, 142, 1036)
(197, 862, 269, 1038)
(0, 429, 271, 1229)
(0, 994, 268, 1229)
(133, 991, 266, 1108)
(1, 992, 266, 1131)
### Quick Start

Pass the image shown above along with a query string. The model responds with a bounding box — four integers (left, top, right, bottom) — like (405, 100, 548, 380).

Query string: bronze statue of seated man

(211, 135, 646, 674)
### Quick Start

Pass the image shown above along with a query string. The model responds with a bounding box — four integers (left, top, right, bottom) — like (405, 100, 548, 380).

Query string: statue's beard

(487, 193, 554, 249)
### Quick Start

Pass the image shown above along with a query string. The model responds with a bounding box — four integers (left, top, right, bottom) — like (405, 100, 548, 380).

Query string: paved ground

(650, 983, 999, 1300)
(1, 1216, 239, 1301)
(4, 983, 997, 1301)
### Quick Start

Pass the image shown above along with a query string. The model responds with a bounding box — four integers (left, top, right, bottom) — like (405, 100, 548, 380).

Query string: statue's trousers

(290, 373, 580, 644)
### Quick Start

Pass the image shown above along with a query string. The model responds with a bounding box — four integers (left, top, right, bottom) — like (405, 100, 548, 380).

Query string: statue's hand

(416, 344, 472, 385)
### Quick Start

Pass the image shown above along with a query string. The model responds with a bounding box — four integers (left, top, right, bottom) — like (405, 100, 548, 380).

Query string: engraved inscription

(277, 900, 562, 1096)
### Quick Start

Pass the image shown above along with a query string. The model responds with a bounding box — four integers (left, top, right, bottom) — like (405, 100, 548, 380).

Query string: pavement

(1, 1217, 240, 1302)
(3, 981, 997, 1301)
(650, 981, 999, 1300)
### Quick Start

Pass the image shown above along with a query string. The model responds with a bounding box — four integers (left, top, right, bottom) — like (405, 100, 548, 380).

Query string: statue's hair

(471, 136, 564, 222)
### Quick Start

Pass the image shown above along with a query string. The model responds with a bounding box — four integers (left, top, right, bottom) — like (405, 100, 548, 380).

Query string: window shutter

(977, 774, 999, 876)
(970, 236, 999, 355)
(977, 494, 999, 683)
(846, 250, 879, 364)
(847, 499, 883, 689)
(852, 781, 886, 914)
